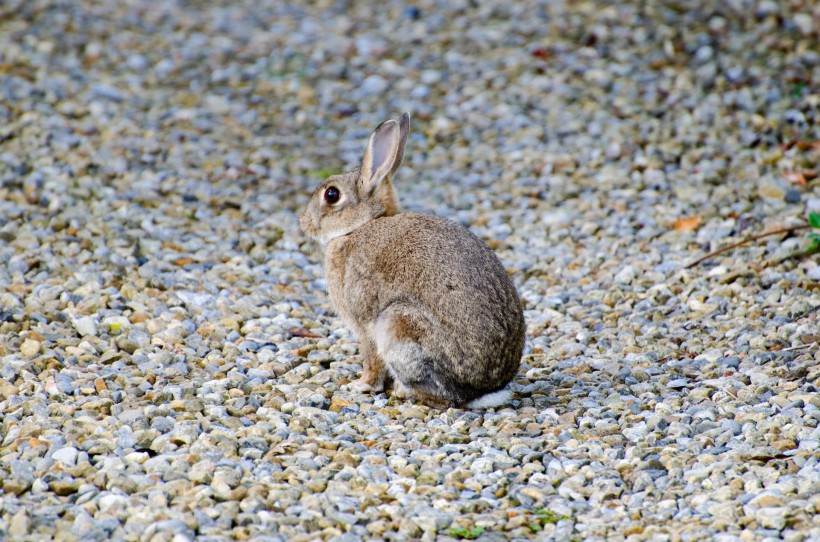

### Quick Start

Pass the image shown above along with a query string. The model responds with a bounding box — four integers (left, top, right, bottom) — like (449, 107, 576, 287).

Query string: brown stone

(772, 439, 797, 451)
(558, 411, 577, 424)
(329, 397, 353, 412)
(51, 479, 81, 496)
(129, 312, 150, 323)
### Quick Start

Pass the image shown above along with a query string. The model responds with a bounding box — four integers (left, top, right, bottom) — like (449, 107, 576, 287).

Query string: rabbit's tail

(465, 387, 512, 409)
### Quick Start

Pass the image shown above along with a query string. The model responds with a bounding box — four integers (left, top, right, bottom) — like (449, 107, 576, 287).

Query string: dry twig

(685, 224, 810, 269)
(780, 342, 818, 352)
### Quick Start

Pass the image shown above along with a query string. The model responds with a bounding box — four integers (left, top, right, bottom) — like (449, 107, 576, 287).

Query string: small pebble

(784, 189, 801, 204)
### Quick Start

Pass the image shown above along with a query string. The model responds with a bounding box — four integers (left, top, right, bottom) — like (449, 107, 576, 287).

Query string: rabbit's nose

(298, 209, 316, 237)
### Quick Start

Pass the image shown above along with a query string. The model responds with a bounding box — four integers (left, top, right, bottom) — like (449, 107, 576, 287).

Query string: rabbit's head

(300, 113, 410, 244)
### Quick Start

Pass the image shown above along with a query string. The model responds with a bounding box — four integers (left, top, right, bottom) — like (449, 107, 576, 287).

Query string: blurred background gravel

(1, 0, 819, 541)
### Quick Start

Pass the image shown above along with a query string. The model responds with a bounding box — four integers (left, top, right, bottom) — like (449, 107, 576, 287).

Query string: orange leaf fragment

(783, 171, 807, 185)
(674, 216, 702, 232)
(288, 327, 320, 338)
(162, 242, 187, 252)
(531, 47, 550, 60)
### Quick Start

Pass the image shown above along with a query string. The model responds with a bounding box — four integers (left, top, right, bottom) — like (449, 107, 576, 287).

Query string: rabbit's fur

(300, 113, 525, 408)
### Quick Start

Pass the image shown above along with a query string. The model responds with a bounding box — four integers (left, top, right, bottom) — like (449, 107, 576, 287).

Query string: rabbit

(299, 113, 525, 408)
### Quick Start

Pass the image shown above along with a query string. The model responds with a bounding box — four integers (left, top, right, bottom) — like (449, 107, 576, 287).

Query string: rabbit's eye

(324, 186, 341, 205)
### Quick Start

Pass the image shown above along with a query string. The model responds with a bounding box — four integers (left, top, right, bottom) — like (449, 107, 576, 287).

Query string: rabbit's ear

(360, 114, 409, 193)
(390, 112, 410, 178)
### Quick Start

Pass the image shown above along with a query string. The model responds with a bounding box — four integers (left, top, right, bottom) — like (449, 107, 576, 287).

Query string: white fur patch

(320, 227, 349, 244)
(372, 318, 390, 353)
(465, 387, 513, 409)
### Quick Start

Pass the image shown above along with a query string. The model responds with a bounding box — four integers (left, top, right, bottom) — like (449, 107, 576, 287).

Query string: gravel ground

(1, 0, 819, 541)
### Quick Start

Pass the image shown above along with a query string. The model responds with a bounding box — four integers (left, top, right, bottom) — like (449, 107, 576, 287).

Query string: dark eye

(324, 186, 340, 205)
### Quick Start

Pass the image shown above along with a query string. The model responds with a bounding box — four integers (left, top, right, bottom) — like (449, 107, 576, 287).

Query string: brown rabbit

(299, 113, 525, 408)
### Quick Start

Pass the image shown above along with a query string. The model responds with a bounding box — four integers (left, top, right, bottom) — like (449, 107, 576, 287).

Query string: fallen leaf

(531, 47, 550, 60)
(288, 327, 320, 338)
(783, 171, 807, 185)
(674, 216, 702, 232)
(795, 140, 820, 151)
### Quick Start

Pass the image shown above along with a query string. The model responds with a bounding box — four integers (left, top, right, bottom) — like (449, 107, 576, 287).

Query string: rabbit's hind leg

(374, 302, 461, 407)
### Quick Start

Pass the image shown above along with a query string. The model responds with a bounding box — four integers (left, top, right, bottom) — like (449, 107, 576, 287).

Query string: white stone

(755, 507, 787, 530)
(52, 446, 79, 466)
(614, 265, 636, 284)
(71, 316, 98, 337)
(102, 316, 130, 333)
(470, 458, 495, 474)
(8, 508, 29, 537)
(623, 422, 649, 442)
(98, 494, 130, 514)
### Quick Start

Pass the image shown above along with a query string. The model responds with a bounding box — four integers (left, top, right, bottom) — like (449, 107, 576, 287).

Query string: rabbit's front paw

(346, 377, 384, 393)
